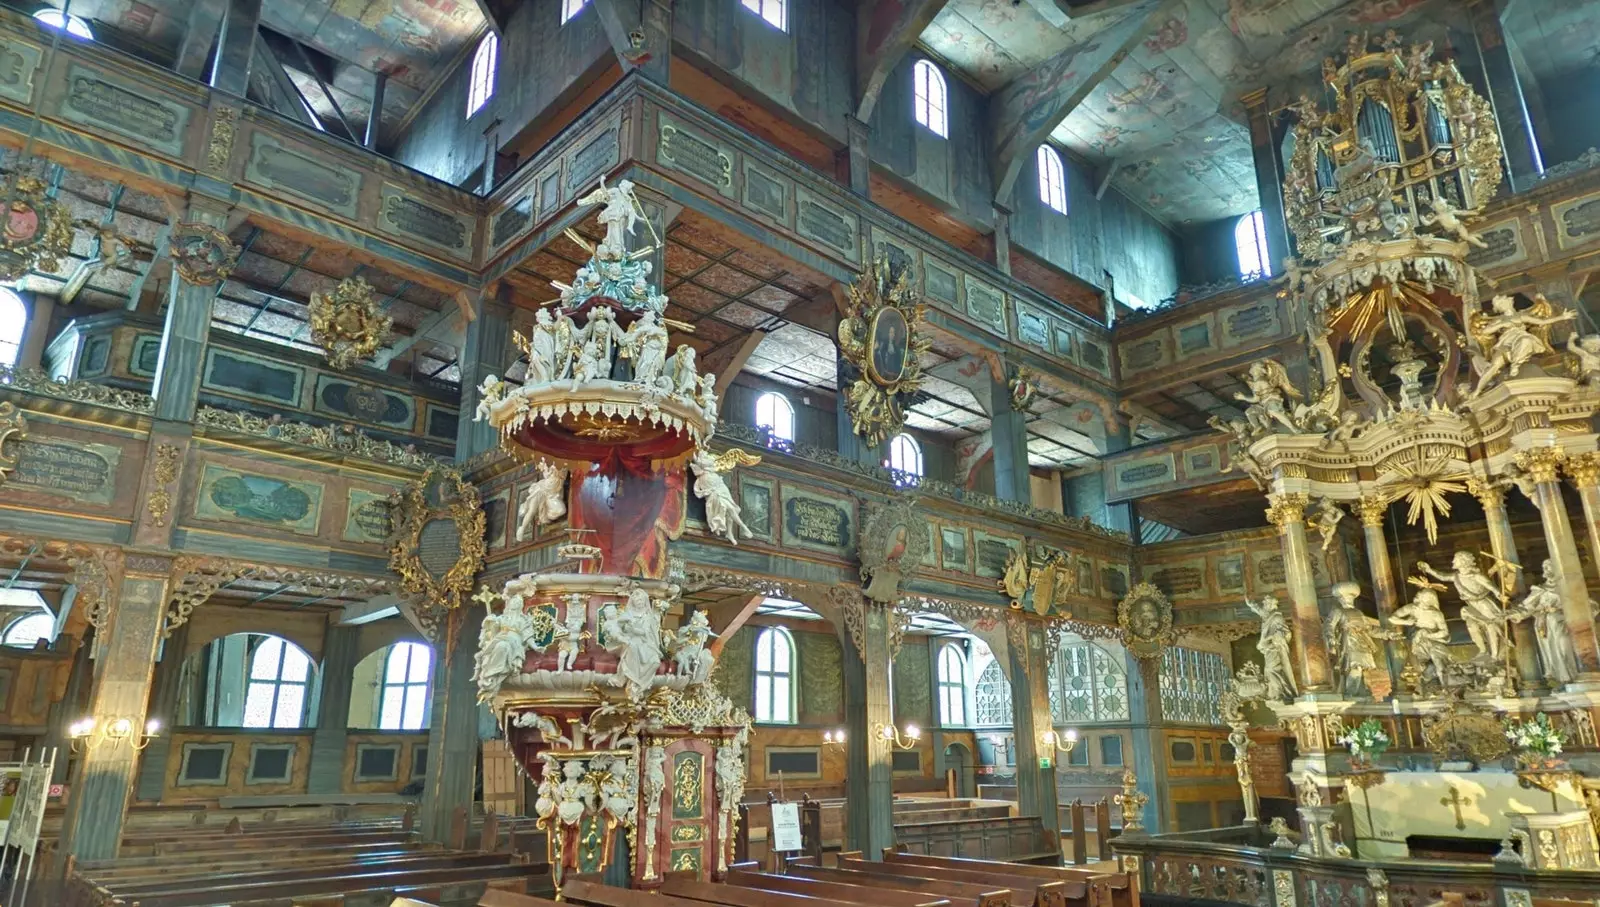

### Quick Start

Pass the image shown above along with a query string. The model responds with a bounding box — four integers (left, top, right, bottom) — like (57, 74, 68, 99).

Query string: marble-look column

(420, 608, 484, 843)
(839, 600, 895, 857)
(1563, 453, 1600, 589)
(456, 296, 512, 460)
(1354, 496, 1404, 679)
(1468, 478, 1540, 686)
(1007, 619, 1057, 834)
(988, 371, 1031, 506)
(1466, 0, 1544, 192)
(993, 206, 1012, 277)
(1124, 652, 1169, 833)
(152, 203, 238, 423)
(58, 553, 166, 863)
(845, 116, 872, 199)
(308, 625, 361, 794)
(1241, 87, 1291, 271)
(1265, 492, 1332, 692)
(134, 623, 187, 801)
(1516, 448, 1600, 678)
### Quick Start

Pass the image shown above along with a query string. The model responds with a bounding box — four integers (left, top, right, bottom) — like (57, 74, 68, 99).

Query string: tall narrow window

(2, 613, 52, 648)
(1235, 210, 1271, 280)
(740, 0, 786, 31)
(379, 642, 432, 730)
(754, 391, 795, 445)
(562, 0, 590, 23)
(937, 644, 968, 726)
(244, 635, 312, 729)
(753, 627, 795, 724)
(0, 289, 26, 368)
(466, 33, 497, 117)
(1037, 145, 1068, 214)
(888, 433, 923, 482)
(913, 60, 948, 139)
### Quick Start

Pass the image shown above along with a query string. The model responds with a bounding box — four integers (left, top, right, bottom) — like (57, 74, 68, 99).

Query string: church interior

(1, 0, 1600, 904)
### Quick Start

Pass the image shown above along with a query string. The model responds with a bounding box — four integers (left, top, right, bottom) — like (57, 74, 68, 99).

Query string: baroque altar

(469, 179, 758, 890)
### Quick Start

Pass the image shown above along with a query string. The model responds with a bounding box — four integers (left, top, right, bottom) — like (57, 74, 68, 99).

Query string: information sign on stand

(771, 801, 802, 853)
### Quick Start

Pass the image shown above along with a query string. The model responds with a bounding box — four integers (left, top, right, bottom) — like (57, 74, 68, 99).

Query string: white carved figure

(1310, 498, 1344, 553)
(576, 177, 643, 261)
(586, 306, 626, 364)
(641, 743, 667, 880)
(1469, 294, 1577, 397)
(1419, 195, 1487, 249)
(714, 737, 747, 873)
(1235, 360, 1302, 434)
(472, 580, 542, 701)
(601, 584, 665, 696)
(535, 759, 560, 822)
(527, 308, 577, 384)
(475, 374, 506, 422)
(554, 593, 588, 672)
(691, 448, 750, 544)
(1389, 344, 1429, 410)
(624, 309, 671, 388)
(697, 372, 719, 425)
(1323, 581, 1393, 699)
(1245, 595, 1298, 702)
(1510, 558, 1580, 684)
(1388, 588, 1453, 690)
(1568, 334, 1600, 388)
(511, 711, 572, 748)
(1419, 551, 1508, 660)
(592, 753, 637, 826)
(570, 334, 608, 391)
(668, 345, 699, 397)
(670, 609, 718, 681)
(556, 758, 589, 826)
(517, 461, 568, 542)
(1323, 411, 1363, 448)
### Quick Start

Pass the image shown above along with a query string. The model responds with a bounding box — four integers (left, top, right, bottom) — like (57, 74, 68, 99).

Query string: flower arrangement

(1504, 713, 1567, 766)
(1335, 719, 1391, 766)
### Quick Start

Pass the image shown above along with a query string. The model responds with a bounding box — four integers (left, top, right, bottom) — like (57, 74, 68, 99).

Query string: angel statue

(1509, 559, 1580, 684)
(1418, 195, 1487, 249)
(1567, 333, 1600, 389)
(474, 374, 506, 422)
(575, 177, 643, 261)
(511, 711, 573, 748)
(623, 309, 671, 389)
(1310, 498, 1344, 553)
(1468, 294, 1577, 397)
(553, 593, 589, 672)
(1388, 587, 1453, 692)
(669, 609, 718, 681)
(517, 461, 568, 542)
(690, 447, 760, 544)
(473, 580, 542, 701)
(666, 344, 699, 397)
(1418, 551, 1511, 661)
(1235, 360, 1301, 434)
(1244, 595, 1297, 703)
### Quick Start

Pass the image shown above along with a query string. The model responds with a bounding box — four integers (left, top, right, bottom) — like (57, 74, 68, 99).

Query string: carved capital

(1354, 495, 1388, 528)
(1265, 492, 1310, 529)
(1465, 476, 1505, 510)
(1513, 447, 1567, 485)
(1566, 451, 1600, 490)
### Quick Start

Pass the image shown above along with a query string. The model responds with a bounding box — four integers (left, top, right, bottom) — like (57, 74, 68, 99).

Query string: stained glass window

(244, 635, 312, 729)
(754, 627, 794, 724)
(1158, 646, 1229, 726)
(379, 642, 432, 730)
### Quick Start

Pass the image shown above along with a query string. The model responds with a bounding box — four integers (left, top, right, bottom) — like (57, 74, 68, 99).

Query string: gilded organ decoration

(386, 466, 486, 639)
(308, 276, 393, 370)
(837, 257, 932, 447)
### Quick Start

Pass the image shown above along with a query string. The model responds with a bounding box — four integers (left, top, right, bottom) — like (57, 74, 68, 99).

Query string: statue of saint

(601, 584, 666, 696)
(473, 578, 542, 701)
(1245, 594, 1298, 702)
(1468, 294, 1576, 397)
(624, 309, 671, 389)
(1510, 559, 1580, 684)
(1388, 587, 1452, 691)
(1418, 552, 1507, 660)
(1323, 581, 1393, 698)
(691, 448, 750, 544)
(516, 461, 568, 542)
(575, 178, 643, 261)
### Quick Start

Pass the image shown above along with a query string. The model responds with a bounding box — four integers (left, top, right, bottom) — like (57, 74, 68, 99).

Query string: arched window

(913, 60, 948, 139)
(754, 391, 795, 445)
(244, 635, 313, 729)
(0, 289, 27, 368)
(466, 34, 497, 117)
(2, 613, 53, 648)
(1037, 145, 1068, 215)
(973, 659, 1013, 727)
(740, 0, 786, 31)
(888, 433, 923, 482)
(1235, 210, 1271, 280)
(937, 644, 968, 726)
(562, 0, 590, 23)
(33, 9, 93, 40)
(753, 626, 795, 724)
(379, 642, 432, 730)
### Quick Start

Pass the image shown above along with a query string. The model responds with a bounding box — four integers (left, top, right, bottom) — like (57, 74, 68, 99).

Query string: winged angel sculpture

(1468, 294, 1576, 398)
(691, 447, 763, 544)
(1233, 360, 1339, 436)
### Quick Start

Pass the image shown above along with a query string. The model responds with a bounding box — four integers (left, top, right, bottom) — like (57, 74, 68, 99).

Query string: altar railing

(1112, 825, 1600, 907)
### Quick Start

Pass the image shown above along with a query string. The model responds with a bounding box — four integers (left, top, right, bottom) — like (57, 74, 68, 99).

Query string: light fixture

(874, 722, 920, 750)
(823, 728, 845, 747)
(33, 9, 94, 40)
(69, 716, 160, 752)
(1040, 727, 1079, 757)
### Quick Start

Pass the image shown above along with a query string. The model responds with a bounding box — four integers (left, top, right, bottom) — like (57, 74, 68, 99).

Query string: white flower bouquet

(1504, 712, 1567, 765)
(1335, 718, 1390, 765)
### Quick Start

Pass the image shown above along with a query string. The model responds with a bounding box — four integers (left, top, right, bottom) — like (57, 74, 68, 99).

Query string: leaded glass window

(1049, 641, 1129, 724)
(244, 635, 312, 729)
(1158, 646, 1229, 726)
(973, 659, 1012, 727)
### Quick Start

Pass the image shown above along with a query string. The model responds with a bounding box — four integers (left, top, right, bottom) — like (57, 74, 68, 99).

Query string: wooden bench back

(880, 850, 1134, 907)
(833, 856, 1076, 907)
(666, 875, 950, 907)
(786, 859, 1013, 907)
(725, 866, 953, 907)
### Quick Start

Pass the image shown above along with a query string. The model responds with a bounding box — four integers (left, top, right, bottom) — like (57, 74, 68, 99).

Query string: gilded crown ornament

(837, 257, 932, 448)
(0, 175, 73, 282)
(309, 276, 393, 370)
(169, 222, 241, 287)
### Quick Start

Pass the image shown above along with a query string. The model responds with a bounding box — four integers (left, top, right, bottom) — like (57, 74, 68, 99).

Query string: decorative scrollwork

(0, 175, 75, 281)
(0, 401, 24, 484)
(169, 222, 240, 286)
(309, 276, 393, 370)
(387, 467, 486, 634)
(1117, 583, 1178, 659)
(836, 257, 932, 447)
(196, 407, 438, 469)
(0, 364, 155, 414)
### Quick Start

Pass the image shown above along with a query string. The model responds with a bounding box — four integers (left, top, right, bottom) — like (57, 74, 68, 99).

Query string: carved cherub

(1310, 497, 1344, 553)
(1469, 294, 1576, 397)
(1323, 411, 1363, 448)
(474, 374, 506, 422)
(1235, 360, 1302, 434)
(1419, 195, 1487, 249)
(1568, 333, 1600, 388)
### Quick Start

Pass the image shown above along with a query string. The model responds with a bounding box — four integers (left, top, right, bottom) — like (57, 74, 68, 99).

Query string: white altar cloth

(1347, 770, 1584, 859)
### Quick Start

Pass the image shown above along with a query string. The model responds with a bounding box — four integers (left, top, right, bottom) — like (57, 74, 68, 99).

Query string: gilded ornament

(0, 402, 25, 485)
(0, 175, 75, 281)
(857, 498, 927, 602)
(1264, 492, 1309, 529)
(1116, 583, 1177, 659)
(1565, 452, 1600, 490)
(387, 467, 487, 637)
(196, 406, 436, 469)
(1421, 698, 1512, 764)
(309, 276, 393, 370)
(1008, 366, 1040, 411)
(169, 222, 240, 286)
(145, 443, 181, 527)
(836, 257, 932, 447)
(1354, 495, 1387, 528)
(0, 363, 154, 414)
(1380, 452, 1467, 545)
(206, 106, 239, 174)
(1513, 446, 1565, 484)
(1114, 769, 1147, 833)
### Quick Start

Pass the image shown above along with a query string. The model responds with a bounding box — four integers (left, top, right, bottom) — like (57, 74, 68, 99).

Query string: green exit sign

(1038, 757, 1052, 769)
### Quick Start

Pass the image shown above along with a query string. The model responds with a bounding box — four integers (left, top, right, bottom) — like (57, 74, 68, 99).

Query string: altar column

(1007, 617, 1058, 834)
(1354, 496, 1404, 679)
(838, 597, 895, 857)
(1266, 492, 1333, 692)
(419, 607, 485, 843)
(58, 553, 167, 864)
(1468, 478, 1541, 687)
(1563, 453, 1600, 589)
(1516, 448, 1600, 678)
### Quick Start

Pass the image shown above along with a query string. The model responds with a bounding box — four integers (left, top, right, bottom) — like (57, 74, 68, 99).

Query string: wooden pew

(785, 859, 1014, 907)
(891, 815, 1059, 865)
(879, 849, 1136, 907)
(833, 854, 1074, 907)
(724, 865, 955, 907)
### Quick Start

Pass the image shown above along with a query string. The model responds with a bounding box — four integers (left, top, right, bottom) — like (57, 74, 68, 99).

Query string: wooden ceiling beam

(855, 0, 955, 123)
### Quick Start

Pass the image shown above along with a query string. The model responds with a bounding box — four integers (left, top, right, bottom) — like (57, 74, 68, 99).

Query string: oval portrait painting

(868, 307, 909, 385)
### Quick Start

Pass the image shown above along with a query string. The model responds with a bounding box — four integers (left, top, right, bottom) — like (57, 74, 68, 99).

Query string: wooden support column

(1241, 87, 1291, 270)
(42, 634, 92, 784)
(835, 349, 883, 467)
(152, 203, 236, 423)
(1265, 492, 1332, 692)
(456, 294, 510, 460)
(988, 369, 1031, 506)
(839, 598, 894, 857)
(1124, 651, 1169, 833)
(1468, 478, 1540, 687)
(992, 206, 1012, 276)
(365, 73, 387, 150)
(134, 622, 187, 801)
(309, 625, 361, 794)
(420, 608, 485, 843)
(1007, 618, 1057, 834)
(58, 553, 166, 864)
(845, 116, 872, 199)
(1518, 448, 1600, 679)
(208, 0, 262, 97)
(1466, 0, 1544, 191)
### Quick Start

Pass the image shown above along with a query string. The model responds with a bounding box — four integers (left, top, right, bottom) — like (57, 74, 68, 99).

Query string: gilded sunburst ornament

(1383, 454, 1466, 544)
